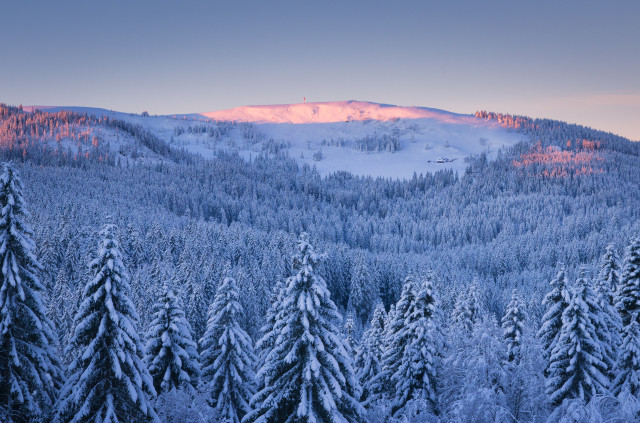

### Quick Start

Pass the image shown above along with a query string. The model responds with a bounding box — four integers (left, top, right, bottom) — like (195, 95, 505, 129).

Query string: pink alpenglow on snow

(199, 100, 487, 126)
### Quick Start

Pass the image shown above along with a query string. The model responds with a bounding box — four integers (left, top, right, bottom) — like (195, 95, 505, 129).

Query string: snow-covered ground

(26, 101, 527, 179)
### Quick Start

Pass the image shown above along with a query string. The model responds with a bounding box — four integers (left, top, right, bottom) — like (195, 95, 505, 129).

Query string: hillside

(24, 101, 527, 178)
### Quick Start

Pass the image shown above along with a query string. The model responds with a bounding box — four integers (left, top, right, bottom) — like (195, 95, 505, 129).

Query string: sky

(1, 0, 639, 140)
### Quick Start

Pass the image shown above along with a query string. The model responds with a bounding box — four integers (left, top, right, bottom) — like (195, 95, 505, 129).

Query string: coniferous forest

(1, 103, 640, 422)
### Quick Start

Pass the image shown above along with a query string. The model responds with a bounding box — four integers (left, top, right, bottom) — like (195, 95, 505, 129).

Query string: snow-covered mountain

(25, 101, 526, 179)
(199, 100, 477, 124)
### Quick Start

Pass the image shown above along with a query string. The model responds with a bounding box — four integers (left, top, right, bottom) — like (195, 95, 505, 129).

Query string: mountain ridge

(197, 100, 482, 125)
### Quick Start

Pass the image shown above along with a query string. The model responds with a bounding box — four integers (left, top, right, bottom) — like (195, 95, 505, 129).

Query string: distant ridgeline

(1, 103, 640, 420)
(0, 103, 197, 165)
(475, 110, 639, 155)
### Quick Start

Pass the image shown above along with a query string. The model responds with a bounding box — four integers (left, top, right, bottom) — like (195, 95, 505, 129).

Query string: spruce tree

(390, 275, 439, 416)
(594, 279, 622, 380)
(546, 273, 609, 405)
(617, 236, 640, 327)
(451, 279, 481, 332)
(367, 304, 396, 402)
(383, 304, 396, 346)
(145, 282, 200, 395)
(612, 313, 640, 397)
(200, 276, 256, 423)
(54, 224, 158, 423)
(502, 289, 525, 363)
(537, 267, 570, 375)
(372, 276, 418, 403)
(0, 163, 63, 422)
(174, 254, 208, 340)
(49, 269, 76, 353)
(595, 245, 623, 374)
(254, 279, 285, 392)
(598, 244, 620, 303)
(354, 302, 385, 406)
(343, 313, 358, 356)
(245, 233, 364, 423)
(349, 251, 377, 326)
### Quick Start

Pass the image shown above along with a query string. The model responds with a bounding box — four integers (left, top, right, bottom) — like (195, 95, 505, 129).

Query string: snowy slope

(25, 101, 527, 179)
(195, 101, 526, 178)
(199, 100, 475, 124)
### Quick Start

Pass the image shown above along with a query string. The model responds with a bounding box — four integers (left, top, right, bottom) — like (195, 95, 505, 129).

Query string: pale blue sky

(1, 0, 638, 139)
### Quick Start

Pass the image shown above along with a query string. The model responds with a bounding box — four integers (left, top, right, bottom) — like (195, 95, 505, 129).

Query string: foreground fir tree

(451, 279, 481, 332)
(366, 304, 397, 402)
(254, 279, 285, 392)
(594, 279, 622, 380)
(502, 289, 525, 363)
(145, 282, 200, 395)
(0, 163, 63, 422)
(382, 304, 396, 347)
(537, 267, 570, 375)
(390, 275, 440, 416)
(54, 224, 158, 423)
(354, 303, 385, 407)
(245, 233, 364, 423)
(49, 269, 77, 356)
(200, 276, 256, 423)
(343, 313, 357, 356)
(546, 273, 609, 406)
(617, 236, 640, 327)
(375, 275, 418, 399)
(349, 251, 377, 326)
(442, 315, 510, 423)
(612, 313, 640, 397)
(596, 245, 623, 366)
(598, 244, 620, 303)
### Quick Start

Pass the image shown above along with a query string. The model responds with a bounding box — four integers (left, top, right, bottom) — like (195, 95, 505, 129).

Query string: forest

(1, 103, 640, 422)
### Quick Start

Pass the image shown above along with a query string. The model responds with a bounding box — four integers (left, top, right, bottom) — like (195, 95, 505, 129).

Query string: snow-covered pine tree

(537, 267, 570, 375)
(349, 251, 377, 326)
(365, 303, 397, 403)
(354, 302, 386, 407)
(583, 268, 617, 376)
(598, 244, 620, 303)
(383, 304, 396, 343)
(612, 313, 640, 397)
(344, 313, 358, 357)
(546, 272, 609, 406)
(451, 279, 481, 332)
(254, 278, 285, 393)
(502, 289, 525, 363)
(145, 281, 200, 395)
(595, 245, 623, 375)
(0, 163, 63, 422)
(174, 253, 208, 340)
(200, 276, 256, 423)
(617, 236, 640, 328)
(245, 233, 364, 423)
(54, 223, 158, 423)
(390, 274, 439, 416)
(49, 269, 76, 354)
(442, 314, 510, 422)
(594, 279, 622, 381)
(124, 224, 147, 271)
(373, 276, 418, 402)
